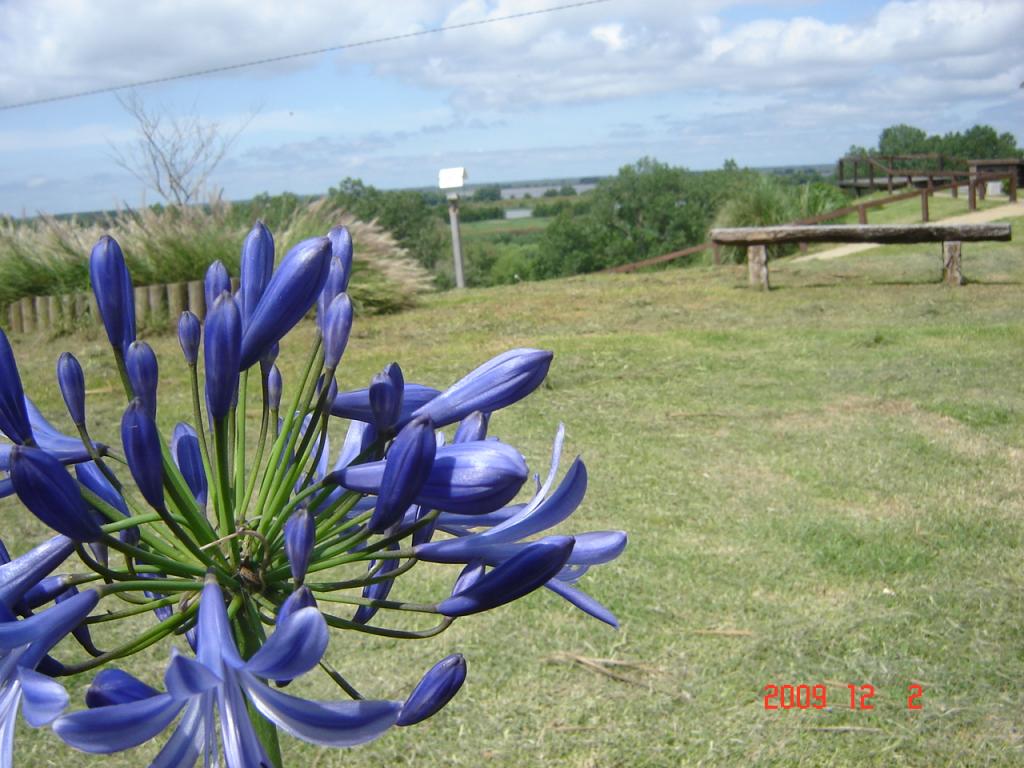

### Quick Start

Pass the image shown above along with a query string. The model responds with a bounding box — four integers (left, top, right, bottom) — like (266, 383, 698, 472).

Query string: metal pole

(448, 194, 465, 289)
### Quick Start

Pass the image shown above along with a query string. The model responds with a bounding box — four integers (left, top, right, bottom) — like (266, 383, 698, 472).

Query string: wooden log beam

(710, 223, 1011, 246)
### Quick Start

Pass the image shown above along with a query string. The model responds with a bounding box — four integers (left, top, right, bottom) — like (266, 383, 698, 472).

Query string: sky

(0, 0, 1021, 216)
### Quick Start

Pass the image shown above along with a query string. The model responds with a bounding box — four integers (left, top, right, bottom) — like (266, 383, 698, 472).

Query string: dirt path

(790, 200, 1024, 263)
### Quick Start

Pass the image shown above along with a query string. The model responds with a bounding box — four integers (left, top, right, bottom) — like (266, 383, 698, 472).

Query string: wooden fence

(5, 278, 239, 334)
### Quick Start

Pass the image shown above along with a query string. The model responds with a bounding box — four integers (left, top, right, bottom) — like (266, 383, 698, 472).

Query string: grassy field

(459, 215, 554, 243)
(5, 213, 1024, 766)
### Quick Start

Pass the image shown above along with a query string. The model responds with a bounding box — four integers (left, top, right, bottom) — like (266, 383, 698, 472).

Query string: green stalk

(234, 602, 283, 767)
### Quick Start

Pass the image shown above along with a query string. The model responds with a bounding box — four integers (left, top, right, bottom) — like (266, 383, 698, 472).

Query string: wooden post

(59, 295, 73, 331)
(147, 284, 166, 325)
(951, 180, 958, 198)
(20, 297, 35, 333)
(187, 280, 205, 319)
(87, 292, 99, 322)
(920, 189, 929, 222)
(448, 196, 466, 289)
(799, 242, 808, 254)
(747, 245, 769, 290)
(168, 282, 187, 320)
(134, 286, 148, 328)
(47, 296, 60, 330)
(868, 162, 874, 187)
(857, 205, 868, 225)
(711, 242, 722, 266)
(887, 173, 893, 193)
(968, 180, 977, 211)
(942, 241, 963, 286)
(1009, 174, 1018, 203)
(8, 302, 23, 334)
(34, 296, 48, 331)
(74, 294, 88, 323)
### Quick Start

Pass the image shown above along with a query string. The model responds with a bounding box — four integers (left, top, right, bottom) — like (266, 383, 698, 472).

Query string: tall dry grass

(0, 197, 433, 314)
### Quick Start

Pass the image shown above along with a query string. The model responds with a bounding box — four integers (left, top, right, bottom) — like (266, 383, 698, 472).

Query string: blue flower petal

(164, 651, 221, 700)
(240, 607, 327, 681)
(242, 675, 401, 747)
(544, 579, 619, 628)
(52, 693, 182, 753)
(18, 667, 68, 727)
(85, 668, 160, 708)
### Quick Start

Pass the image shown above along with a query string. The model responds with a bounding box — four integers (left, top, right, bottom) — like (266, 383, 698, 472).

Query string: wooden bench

(710, 224, 1012, 290)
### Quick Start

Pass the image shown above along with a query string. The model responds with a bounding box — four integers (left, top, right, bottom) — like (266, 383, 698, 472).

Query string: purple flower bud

(0, 534, 74, 609)
(56, 352, 86, 427)
(204, 261, 231, 313)
(15, 575, 70, 613)
(450, 561, 485, 596)
(322, 294, 353, 370)
(239, 221, 275, 328)
(284, 509, 315, 584)
(317, 230, 352, 329)
(397, 654, 467, 726)
(75, 461, 135, 543)
(121, 399, 165, 511)
(56, 585, 103, 655)
(352, 546, 398, 625)
(328, 226, 353, 291)
(85, 668, 160, 708)
(239, 236, 332, 370)
(260, 342, 279, 369)
(204, 293, 241, 422)
(0, 330, 32, 444)
(276, 585, 317, 626)
(177, 311, 201, 365)
(268, 364, 283, 411)
(437, 536, 574, 617)
(453, 411, 489, 443)
(89, 235, 135, 354)
(368, 415, 435, 533)
(413, 348, 553, 427)
(369, 363, 404, 433)
(171, 423, 207, 508)
(332, 440, 527, 516)
(330, 383, 439, 427)
(11, 446, 102, 542)
(126, 341, 159, 419)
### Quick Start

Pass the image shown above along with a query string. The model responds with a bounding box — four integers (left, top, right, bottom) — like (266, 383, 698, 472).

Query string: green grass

(459, 215, 554, 242)
(834, 191, 1004, 225)
(6, 220, 1024, 766)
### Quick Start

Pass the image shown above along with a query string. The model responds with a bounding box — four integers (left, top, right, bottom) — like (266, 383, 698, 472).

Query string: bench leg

(748, 245, 769, 290)
(942, 241, 963, 286)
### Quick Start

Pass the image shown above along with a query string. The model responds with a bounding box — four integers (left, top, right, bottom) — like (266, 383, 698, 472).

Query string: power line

(0, 0, 611, 112)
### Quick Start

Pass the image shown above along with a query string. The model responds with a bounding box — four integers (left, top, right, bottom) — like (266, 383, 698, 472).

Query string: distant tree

(473, 185, 502, 201)
(111, 91, 254, 206)
(877, 124, 932, 156)
(939, 125, 1021, 159)
(542, 188, 559, 197)
(533, 157, 750, 276)
(558, 184, 577, 196)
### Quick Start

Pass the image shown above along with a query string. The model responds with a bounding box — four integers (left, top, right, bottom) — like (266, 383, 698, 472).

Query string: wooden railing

(710, 223, 1012, 290)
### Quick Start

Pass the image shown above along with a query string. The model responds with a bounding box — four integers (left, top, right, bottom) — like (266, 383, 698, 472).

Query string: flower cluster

(0, 222, 626, 767)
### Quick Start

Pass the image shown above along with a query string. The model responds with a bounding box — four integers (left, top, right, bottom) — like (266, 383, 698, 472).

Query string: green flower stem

(234, 370, 248, 512)
(307, 593, 439, 614)
(321, 612, 454, 640)
(98, 579, 203, 595)
(319, 660, 364, 700)
(306, 557, 417, 592)
(81, 487, 186, 562)
(160, 441, 221, 548)
(101, 534, 211, 579)
(189, 363, 220, 517)
(56, 602, 199, 675)
(238, 371, 272, 523)
(313, 492, 365, 542)
(83, 595, 186, 624)
(212, 417, 236, 554)
(254, 341, 322, 538)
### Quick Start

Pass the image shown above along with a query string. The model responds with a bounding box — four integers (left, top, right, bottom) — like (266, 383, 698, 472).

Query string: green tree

(557, 184, 577, 196)
(533, 158, 748, 276)
(472, 184, 502, 201)
(878, 124, 932, 156)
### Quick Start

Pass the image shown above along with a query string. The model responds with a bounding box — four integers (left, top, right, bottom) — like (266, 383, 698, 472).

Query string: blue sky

(0, 0, 1021, 215)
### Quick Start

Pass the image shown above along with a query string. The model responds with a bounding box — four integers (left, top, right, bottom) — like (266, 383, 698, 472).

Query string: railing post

(747, 245, 769, 291)
(857, 205, 868, 225)
(920, 189, 929, 222)
(1010, 173, 1018, 203)
(712, 242, 722, 266)
(942, 241, 963, 286)
(951, 179, 958, 198)
(969, 180, 977, 211)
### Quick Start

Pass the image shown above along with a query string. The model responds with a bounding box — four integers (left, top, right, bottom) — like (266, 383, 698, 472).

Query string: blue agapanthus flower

(0, 220, 626, 767)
